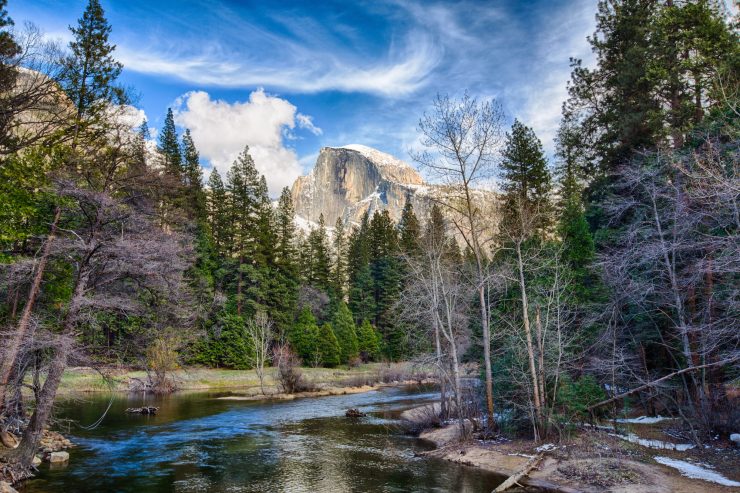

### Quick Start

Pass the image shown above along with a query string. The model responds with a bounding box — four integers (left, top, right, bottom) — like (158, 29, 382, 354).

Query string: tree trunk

(516, 242, 542, 440)
(237, 255, 243, 316)
(0, 207, 61, 413)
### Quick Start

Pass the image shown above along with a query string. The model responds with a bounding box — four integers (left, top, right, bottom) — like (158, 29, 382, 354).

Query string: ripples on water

(21, 386, 502, 492)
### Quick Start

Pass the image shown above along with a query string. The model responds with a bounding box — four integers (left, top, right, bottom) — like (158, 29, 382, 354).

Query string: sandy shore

(413, 414, 739, 492)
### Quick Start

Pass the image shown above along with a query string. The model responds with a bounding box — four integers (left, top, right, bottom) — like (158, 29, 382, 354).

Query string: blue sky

(11, 0, 600, 194)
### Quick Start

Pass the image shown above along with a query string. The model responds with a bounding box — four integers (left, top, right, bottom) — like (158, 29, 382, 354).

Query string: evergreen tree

(290, 307, 320, 364)
(398, 198, 421, 257)
(650, 0, 738, 148)
(306, 214, 331, 292)
(0, 0, 20, 148)
(500, 119, 552, 232)
(331, 302, 359, 363)
(225, 145, 261, 315)
(159, 108, 182, 178)
(356, 319, 381, 362)
(368, 210, 401, 346)
(62, 0, 124, 126)
(181, 129, 205, 218)
(331, 217, 348, 301)
(273, 187, 299, 336)
(207, 168, 229, 255)
(317, 323, 341, 367)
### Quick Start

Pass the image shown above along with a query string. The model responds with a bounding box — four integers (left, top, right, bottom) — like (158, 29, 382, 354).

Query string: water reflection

(22, 387, 501, 492)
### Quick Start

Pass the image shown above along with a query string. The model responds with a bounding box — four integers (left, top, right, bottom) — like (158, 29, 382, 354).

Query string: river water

(21, 386, 502, 492)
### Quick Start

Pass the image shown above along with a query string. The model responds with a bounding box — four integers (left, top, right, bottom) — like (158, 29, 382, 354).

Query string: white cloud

(173, 89, 318, 195)
(296, 113, 322, 136)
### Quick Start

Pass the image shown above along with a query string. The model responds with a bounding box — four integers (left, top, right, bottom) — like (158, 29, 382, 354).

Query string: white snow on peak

(340, 144, 415, 171)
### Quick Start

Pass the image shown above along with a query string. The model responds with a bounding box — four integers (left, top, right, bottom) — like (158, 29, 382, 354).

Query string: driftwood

(587, 357, 738, 413)
(493, 452, 544, 492)
(125, 406, 158, 415)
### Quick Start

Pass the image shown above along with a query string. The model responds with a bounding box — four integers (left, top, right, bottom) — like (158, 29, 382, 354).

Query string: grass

(57, 362, 425, 394)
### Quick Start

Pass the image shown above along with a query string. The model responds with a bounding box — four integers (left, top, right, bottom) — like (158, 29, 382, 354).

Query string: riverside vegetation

(0, 0, 739, 491)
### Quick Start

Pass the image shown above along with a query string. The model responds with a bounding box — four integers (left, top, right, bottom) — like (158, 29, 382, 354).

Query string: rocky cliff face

(292, 145, 434, 227)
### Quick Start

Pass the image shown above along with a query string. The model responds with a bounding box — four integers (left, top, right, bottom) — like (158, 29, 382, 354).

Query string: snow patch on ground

(535, 443, 556, 452)
(615, 415, 674, 424)
(654, 456, 740, 487)
(609, 433, 694, 451)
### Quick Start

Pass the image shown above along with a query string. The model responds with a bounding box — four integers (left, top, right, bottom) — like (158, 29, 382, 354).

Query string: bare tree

(245, 311, 274, 395)
(400, 213, 473, 438)
(595, 126, 739, 436)
(413, 92, 505, 425)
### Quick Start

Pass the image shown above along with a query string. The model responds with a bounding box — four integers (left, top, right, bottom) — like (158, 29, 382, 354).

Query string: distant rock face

(292, 145, 449, 227)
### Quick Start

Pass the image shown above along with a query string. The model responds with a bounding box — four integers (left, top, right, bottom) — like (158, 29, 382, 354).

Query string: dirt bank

(413, 414, 739, 492)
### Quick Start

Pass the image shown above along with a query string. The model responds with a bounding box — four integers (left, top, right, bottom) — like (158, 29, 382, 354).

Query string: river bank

(408, 408, 740, 492)
(55, 362, 426, 395)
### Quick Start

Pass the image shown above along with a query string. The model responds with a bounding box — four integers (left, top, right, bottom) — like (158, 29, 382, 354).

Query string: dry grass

(56, 363, 400, 394)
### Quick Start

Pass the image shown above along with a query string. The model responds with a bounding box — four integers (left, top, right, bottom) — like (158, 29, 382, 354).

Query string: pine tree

(332, 302, 359, 363)
(317, 323, 341, 367)
(181, 129, 206, 220)
(273, 187, 299, 336)
(63, 0, 124, 127)
(159, 108, 182, 178)
(331, 217, 348, 301)
(226, 145, 261, 315)
(275, 187, 298, 273)
(501, 120, 552, 207)
(348, 212, 374, 325)
(0, 0, 20, 148)
(398, 198, 421, 257)
(650, 0, 738, 148)
(368, 210, 401, 342)
(207, 168, 229, 255)
(306, 214, 331, 292)
(356, 319, 381, 362)
(500, 119, 552, 234)
(290, 307, 320, 364)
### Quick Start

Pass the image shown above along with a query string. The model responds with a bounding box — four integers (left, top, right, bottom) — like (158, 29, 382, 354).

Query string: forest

(0, 0, 738, 489)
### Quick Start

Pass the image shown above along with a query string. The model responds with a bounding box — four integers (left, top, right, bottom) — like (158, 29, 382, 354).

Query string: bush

(272, 343, 312, 394)
(145, 330, 181, 393)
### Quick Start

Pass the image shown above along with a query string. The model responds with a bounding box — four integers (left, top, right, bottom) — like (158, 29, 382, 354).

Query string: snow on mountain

(340, 144, 416, 172)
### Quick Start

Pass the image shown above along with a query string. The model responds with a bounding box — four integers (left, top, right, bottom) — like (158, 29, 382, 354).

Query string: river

(20, 386, 502, 492)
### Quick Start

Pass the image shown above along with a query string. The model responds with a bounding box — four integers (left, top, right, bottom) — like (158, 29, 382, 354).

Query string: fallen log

(586, 356, 739, 413)
(493, 452, 544, 492)
(125, 406, 158, 415)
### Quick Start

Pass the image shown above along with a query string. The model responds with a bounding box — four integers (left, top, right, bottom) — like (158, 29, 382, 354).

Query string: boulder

(0, 481, 18, 493)
(345, 408, 366, 418)
(32, 455, 42, 467)
(731, 433, 740, 447)
(49, 451, 69, 463)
